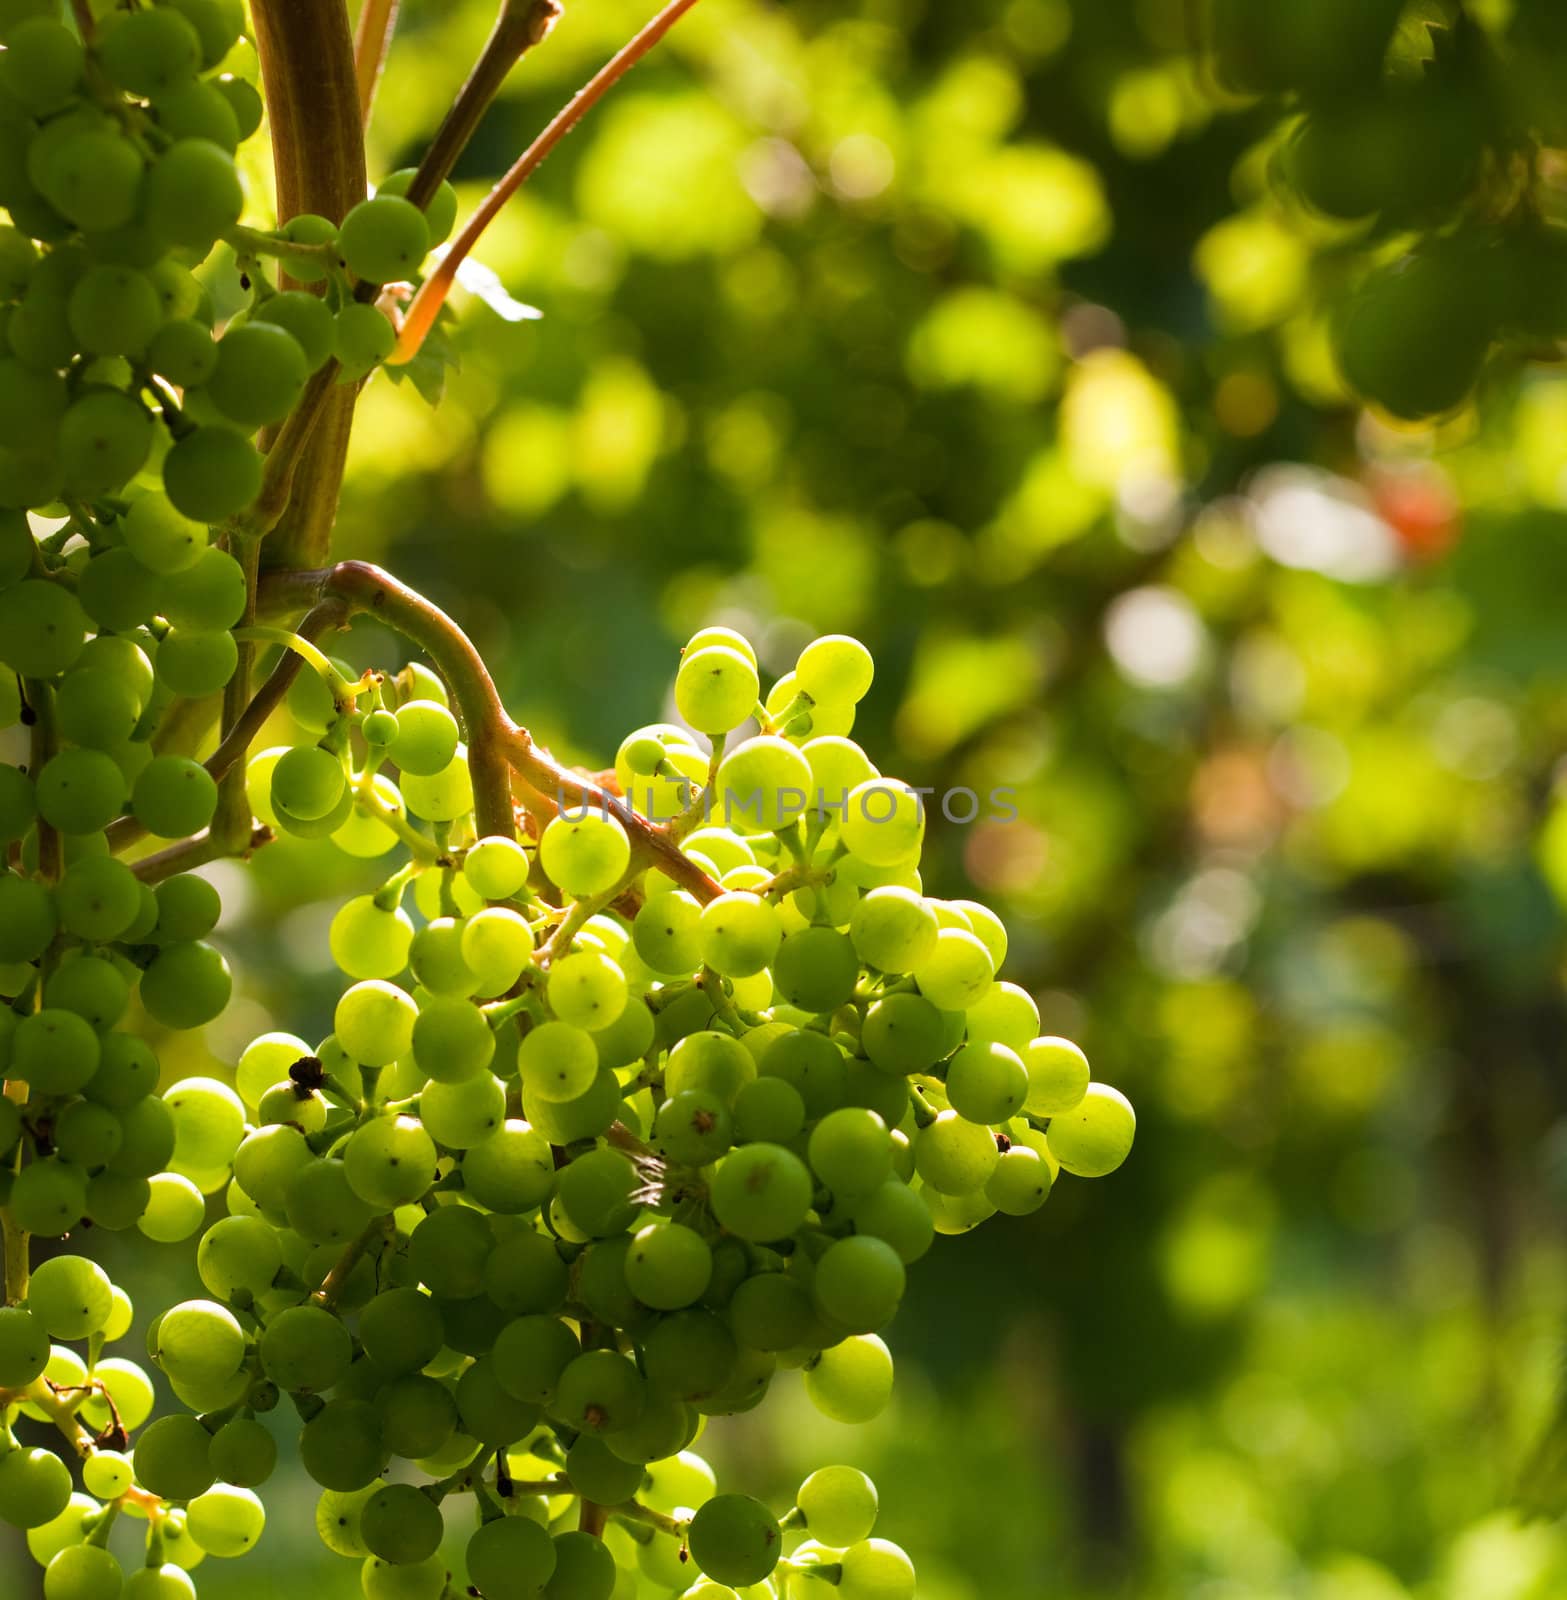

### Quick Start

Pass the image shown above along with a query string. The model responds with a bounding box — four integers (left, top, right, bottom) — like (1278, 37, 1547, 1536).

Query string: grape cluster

(2, 612, 1132, 1599)
(1212, 0, 1567, 420)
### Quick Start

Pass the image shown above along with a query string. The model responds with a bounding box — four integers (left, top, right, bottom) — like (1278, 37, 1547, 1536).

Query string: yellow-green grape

(713, 736, 812, 834)
(464, 834, 531, 899)
(676, 644, 760, 735)
(841, 778, 924, 867)
(911, 927, 993, 1013)
(1044, 1082, 1135, 1176)
(803, 1334, 893, 1424)
(795, 634, 874, 705)
(540, 811, 631, 897)
(1021, 1036, 1090, 1116)
(400, 748, 473, 822)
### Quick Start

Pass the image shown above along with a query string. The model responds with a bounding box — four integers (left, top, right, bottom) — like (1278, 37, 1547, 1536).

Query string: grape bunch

(1209, 0, 1567, 421)
(0, 3, 1134, 1597)
(1, 611, 1133, 1599)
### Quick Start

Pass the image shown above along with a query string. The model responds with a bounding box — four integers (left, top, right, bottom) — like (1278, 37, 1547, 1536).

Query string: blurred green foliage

(21, 0, 1567, 1596)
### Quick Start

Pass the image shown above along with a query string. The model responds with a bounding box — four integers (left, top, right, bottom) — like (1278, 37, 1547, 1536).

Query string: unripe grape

(688, 1494, 782, 1588)
(803, 1333, 893, 1424)
(27, 1254, 112, 1340)
(186, 1483, 265, 1558)
(343, 1114, 437, 1208)
(338, 194, 429, 284)
(1021, 1035, 1090, 1116)
(1043, 1082, 1135, 1176)
(539, 811, 631, 898)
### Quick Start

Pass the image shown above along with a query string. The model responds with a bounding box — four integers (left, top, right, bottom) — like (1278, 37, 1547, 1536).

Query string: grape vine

(0, 4, 1136, 1599)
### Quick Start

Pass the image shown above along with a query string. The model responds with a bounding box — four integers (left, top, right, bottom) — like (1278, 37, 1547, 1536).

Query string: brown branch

(130, 824, 273, 885)
(251, 0, 367, 570)
(390, 0, 704, 366)
(257, 562, 723, 899)
(353, 0, 400, 127)
(405, 0, 562, 213)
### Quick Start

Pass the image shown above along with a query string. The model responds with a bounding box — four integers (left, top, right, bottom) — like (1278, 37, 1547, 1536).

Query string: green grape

(848, 887, 937, 974)
(39, 128, 142, 230)
(56, 854, 141, 941)
(859, 994, 944, 1076)
(58, 389, 153, 496)
(0, 578, 87, 677)
(666, 1031, 754, 1107)
(563, 1432, 643, 1505)
(106, 1095, 178, 1179)
(408, 1202, 493, 1298)
(197, 1213, 282, 1299)
(376, 168, 458, 247)
(771, 926, 858, 1014)
(758, 1029, 845, 1119)
(796, 633, 874, 705)
(329, 894, 414, 981)
(97, 6, 202, 95)
(204, 1416, 276, 1489)
(419, 1069, 504, 1149)
(0, 1304, 50, 1386)
(74, 548, 157, 631)
(676, 645, 760, 735)
(213, 73, 262, 139)
(714, 736, 813, 834)
(140, 939, 232, 1029)
(86, 1031, 159, 1109)
(633, 887, 704, 976)
(207, 320, 309, 427)
(463, 833, 530, 899)
(300, 1398, 389, 1491)
(484, 1227, 566, 1317)
(730, 1075, 804, 1146)
(161, 546, 248, 631)
(379, 1372, 457, 1458)
(466, 1514, 557, 1600)
(985, 1143, 1053, 1214)
(55, 669, 140, 752)
(359, 1287, 443, 1376)
(943, 1041, 1028, 1125)
(551, 1347, 646, 1433)
(539, 811, 631, 898)
(137, 1171, 205, 1242)
(131, 755, 219, 839)
(688, 1494, 781, 1588)
(286, 1155, 378, 1246)
(841, 779, 924, 868)
(234, 1030, 312, 1109)
(728, 1271, 811, 1352)
(143, 136, 244, 253)
(0, 765, 36, 844)
(185, 1483, 265, 1558)
(252, 288, 335, 370)
(837, 1538, 915, 1600)
(625, 1220, 712, 1311)
(44, 953, 130, 1030)
(153, 1296, 246, 1388)
(811, 1235, 905, 1333)
(338, 194, 429, 284)
(335, 979, 417, 1066)
(807, 1108, 891, 1202)
(42, 1539, 121, 1600)
(0, 357, 66, 452)
(0, 873, 55, 962)
(492, 1312, 579, 1403)
(12, 1009, 100, 1094)
(390, 698, 459, 776)
(544, 1530, 616, 1600)
(910, 927, 993, 1013)
(67, 263, 160, 357)
(333, 774, 407, 859)
(26, 1254, 112, 1341)
(133, 1412, 217, 1501)
(153, 77, 240, 148)
(459, 1118, 554, 1213)
(147, 315, 218, 387)
(124, 1566, 196, 1600)
(1021, 1035, 1090, 1116)
(963, 980, 1038, 1054)
(343, 1113, 437, 1208)
(519, 1019, 598, 1103)
(0, 17, 82, 115)
(35, 748, 125, 836)
(849, 1179, 934, 1263)
(655, 1088, 733, 1165)
(333, 300, 395, 380)
(913, 1109, 999, 1195)
(699, 891, 781, 978)
(548, 948, 628, 1031)
(709, 1143, 812, 1242)
(455, 1352, 541, 1447)
(555, 1146, 638, 1238)
(399, 749, 472, 822)
(358, 1482, 443, 1566)
(803, 1333, 893, 1424)
(82, 1449, 133, 1501)
(411, 992, 495, 1083)
(1044, 1082, 1135, 1176)
(162, 424, 263, 522)
(279, 212, 338, 282)
(361, 1553, 446, 1600)
(156, 626, 239, 697)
